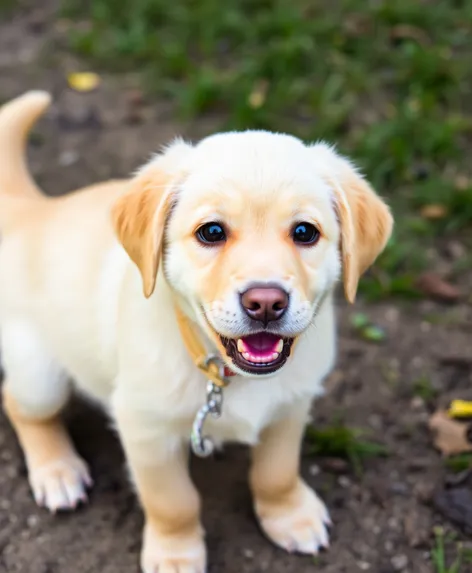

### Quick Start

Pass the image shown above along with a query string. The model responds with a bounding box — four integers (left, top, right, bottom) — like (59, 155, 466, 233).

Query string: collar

(174, 304, 236, 387)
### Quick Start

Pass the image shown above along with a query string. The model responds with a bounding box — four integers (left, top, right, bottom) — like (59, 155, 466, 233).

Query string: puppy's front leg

(250, 402, 331, 555)
(114, 402, 205, 573)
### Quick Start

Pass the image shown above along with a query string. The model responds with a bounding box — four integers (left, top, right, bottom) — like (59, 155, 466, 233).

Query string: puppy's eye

(291, 222, 320, 245)
(196, 222, 226, 245)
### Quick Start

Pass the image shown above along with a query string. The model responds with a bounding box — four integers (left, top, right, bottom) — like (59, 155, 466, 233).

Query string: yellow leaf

(448, 400, 472, 419)
(67, 72, 100, 92)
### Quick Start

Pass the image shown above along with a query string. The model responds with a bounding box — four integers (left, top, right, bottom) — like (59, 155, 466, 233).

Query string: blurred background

(1, 1, 472, 572)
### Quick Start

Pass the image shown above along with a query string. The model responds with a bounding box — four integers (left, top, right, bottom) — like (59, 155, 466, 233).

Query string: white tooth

(237, 339, 245, 353)
(275, 339, 284, 353)
(271, 352, 279, 361)
(243, 352, 252, 362)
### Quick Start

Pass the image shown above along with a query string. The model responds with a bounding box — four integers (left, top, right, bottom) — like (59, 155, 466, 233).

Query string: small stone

(58, 150, 79, 166)
(243, 548, 254, 559)
(338, 475, 351, 488)
(0, 499, 11, 510)
(368, 414, 383, 430)
(27, 515, 39, 528)
(309, 464, 321, 476)
(385, 307, 399, 322)
(6, 466, 17, 479)
(391, 554, 408, 571)
(410, 396, 425, 411)
(414, 481, 434, 504)
(390, 482, 408, 495)
(357, 561, 371, 570)
(420, 321, 432, 333)
(447, 241, 466, 260)
(372, 525, 381, 535)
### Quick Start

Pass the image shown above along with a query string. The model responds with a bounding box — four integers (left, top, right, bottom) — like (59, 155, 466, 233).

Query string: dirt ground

(1, 3, 472, 573)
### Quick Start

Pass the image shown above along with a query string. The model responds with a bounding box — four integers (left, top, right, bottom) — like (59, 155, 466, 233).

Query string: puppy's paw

(255, 480, 331, 555)
(141, 523, 206, 573)
(29, 456, 92, 512)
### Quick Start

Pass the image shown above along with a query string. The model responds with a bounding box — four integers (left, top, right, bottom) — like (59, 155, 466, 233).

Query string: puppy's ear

(311, 143, 393, 303)
(112, 140, 192, 298)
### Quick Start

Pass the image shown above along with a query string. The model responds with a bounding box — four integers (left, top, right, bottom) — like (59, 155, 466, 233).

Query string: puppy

(0, 92, 393, 573)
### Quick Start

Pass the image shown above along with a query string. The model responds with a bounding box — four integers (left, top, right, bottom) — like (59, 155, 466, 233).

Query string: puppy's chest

(194, 375, 314, 446)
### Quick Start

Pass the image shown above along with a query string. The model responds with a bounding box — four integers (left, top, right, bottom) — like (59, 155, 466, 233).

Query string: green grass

(305, 422, 388, 477)
(445, 453, 472, 474)
(61, 0, 472, 299)
(412, 374, 438, 402)
(432, 527, 472, 573)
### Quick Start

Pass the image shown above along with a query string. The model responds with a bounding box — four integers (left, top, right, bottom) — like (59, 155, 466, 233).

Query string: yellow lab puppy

(0, 92, 392, 572)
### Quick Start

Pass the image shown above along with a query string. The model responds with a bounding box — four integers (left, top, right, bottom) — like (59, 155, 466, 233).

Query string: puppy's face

(113, 132, 393, 377)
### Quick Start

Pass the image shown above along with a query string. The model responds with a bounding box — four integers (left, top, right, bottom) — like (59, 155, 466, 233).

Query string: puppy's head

(113, 132, 393, 377)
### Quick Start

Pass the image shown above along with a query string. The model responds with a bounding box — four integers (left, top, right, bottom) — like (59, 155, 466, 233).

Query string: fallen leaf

(416, 272, 461, 303)
(420, 204, 448, 220)
(67, 72, 100, 92)
(429, 410, 472, 456)
(448, 400, 472, 419)
(248, 80, 269, 109)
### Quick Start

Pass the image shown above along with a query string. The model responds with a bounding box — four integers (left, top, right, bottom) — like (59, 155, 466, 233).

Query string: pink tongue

(242, 333, 280, 357)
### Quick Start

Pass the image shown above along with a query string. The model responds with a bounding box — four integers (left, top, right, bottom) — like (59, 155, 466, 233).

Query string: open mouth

(220, 333, 294, 375)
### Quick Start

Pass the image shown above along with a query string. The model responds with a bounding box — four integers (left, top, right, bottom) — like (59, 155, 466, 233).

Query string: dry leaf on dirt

(420, 204, 448, 220)
(415, 272, 461, 303)
(429, 410, 472, 456)
(67, 72, 101, 92)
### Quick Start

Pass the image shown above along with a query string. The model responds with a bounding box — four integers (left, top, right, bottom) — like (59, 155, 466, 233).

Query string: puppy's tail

(0, 91, 51, 199)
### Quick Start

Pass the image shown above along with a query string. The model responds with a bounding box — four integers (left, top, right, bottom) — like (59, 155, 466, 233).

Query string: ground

(1, 1, 472, 572)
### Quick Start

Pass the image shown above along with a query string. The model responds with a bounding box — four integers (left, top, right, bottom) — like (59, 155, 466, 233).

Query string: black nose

(240, 287, 289, 324)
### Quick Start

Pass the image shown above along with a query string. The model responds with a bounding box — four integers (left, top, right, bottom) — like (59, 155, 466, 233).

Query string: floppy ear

(112, 139, 192, 298)
(311, 143, 393, 303)
(112, 168, 174, 298)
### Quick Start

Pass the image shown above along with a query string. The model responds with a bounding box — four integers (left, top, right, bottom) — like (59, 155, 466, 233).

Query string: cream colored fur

(0, 92, 393, 573)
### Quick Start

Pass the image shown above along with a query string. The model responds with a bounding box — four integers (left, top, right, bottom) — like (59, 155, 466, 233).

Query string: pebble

(309, 464, 321, 476)
(410, 396, 425, 411)
(390, 482, 408, 495)
(385, 307, 399, 323)
(357, 561, 371, 570)
(58, 150, 79, 167)
(338, 476, 351, 488)
(391, 554, 408, 571)
(243, 549, 254, 559)
(420, 321, 432, 333)
(27, 515, 39, 528)
(0, 498, 11, 510)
